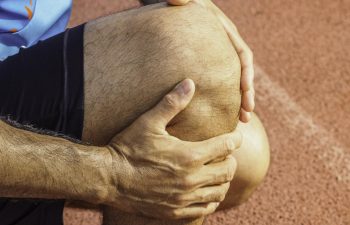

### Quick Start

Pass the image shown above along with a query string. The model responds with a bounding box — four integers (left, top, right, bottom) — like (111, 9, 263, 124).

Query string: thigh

(82, 2, 241, 145)
(81, 3, 241, 225)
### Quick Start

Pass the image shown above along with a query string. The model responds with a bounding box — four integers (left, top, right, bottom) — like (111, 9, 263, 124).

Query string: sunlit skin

(0, 1, 266, 225)
(79, 2, 269, 225)
(143, 0, 255, 123)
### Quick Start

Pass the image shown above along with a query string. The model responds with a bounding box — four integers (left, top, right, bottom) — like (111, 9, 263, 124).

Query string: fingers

(153, 178, 231, 219)
(242, 89, 255, 112)
(173, 182, 230, 207)
(223, 21, 255, 117)
(140, 79, 195, 129)
(140, 200, 220, 219)
(219, 18, 254, 98)
(174, 156, 236, 195)
(193, 155, 237, 187)
(167, 202, 220, 219)
(211, 3, 254, 88)
(240, 108, 251, 123)
(198, 0, 256, 119)
(207, 0, 255, 121)
(239, 52, 254, 93)
(192, 130, 242, 164)
(239, 48, 255, 112)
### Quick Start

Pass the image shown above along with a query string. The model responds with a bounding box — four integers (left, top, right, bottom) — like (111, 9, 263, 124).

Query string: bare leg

(218, 114, 270, 210)
(82, 2, 241, 145)
(81, 2, 268, 225)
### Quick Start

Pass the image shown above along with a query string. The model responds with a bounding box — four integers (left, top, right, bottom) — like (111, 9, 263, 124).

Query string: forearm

(0, 120, 110, 203)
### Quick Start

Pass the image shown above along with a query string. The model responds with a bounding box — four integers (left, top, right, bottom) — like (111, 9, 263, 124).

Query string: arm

(0, 119, 109, 203)
(0, 80, 239, 219)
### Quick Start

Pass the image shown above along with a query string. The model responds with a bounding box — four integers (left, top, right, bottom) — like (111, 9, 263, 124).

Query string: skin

(0, 2, 246, 221)
(218, 114, 269, 210)
(0, 79, 240, 219)
(81, 2, 269, 225)
(103, 79, 241, 219)
(0, 120, 110, 202)
(141, 0, 256, 122)
(0, 1, 268, 224)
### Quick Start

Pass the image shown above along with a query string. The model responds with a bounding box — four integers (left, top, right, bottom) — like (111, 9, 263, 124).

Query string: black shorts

(0, 24, 85, 225)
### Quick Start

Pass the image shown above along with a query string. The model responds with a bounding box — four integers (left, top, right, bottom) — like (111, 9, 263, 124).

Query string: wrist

(99, 145, 134, 211)
(71, 145, 113, 205)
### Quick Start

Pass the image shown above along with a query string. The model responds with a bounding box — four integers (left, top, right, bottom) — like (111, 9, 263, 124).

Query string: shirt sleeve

(0, 0, 72, 61)
(0, 0, 36, 33)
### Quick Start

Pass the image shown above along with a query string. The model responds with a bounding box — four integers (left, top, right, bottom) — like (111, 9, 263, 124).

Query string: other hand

(106, 79, 241, 219)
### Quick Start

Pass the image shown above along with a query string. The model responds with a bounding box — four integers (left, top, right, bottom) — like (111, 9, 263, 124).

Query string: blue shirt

(0, 0, 72, 61)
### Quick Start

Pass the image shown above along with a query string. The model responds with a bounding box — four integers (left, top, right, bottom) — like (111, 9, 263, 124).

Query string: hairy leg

(82, 2, 241, 145)
(81, 2, 268, 225)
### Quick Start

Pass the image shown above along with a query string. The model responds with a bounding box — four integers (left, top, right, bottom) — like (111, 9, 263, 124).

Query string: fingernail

(175, 80, 191, 96)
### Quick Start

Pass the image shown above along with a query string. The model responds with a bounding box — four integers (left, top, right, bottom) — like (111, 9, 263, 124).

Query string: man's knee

(219, 114, 270, 210)
(83, 2, 241, 144)
(154, 2, 242, 140)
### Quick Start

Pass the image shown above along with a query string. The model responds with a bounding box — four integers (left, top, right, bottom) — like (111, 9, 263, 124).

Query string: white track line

(254, 65, 350, 184)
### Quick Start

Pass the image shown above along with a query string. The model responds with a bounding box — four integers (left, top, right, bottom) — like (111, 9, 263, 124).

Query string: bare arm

(0, 120, 109, 203)
(0, 79, 238, 220)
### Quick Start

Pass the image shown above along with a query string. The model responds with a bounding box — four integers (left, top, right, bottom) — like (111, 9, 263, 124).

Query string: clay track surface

(65, 0, 350, 224)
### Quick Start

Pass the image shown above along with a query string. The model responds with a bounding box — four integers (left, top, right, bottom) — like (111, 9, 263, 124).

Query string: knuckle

(173, 193, 184, 202)
(224, 137, 236, 153)
(172, 194, 188, 207)
(222, 161, 235, 182)
(219, 193, 226, 202)
(163, 94, 180, 110)
(188, 151, 201, 164)
(196, 192, 207, 203)
(179, 175, 195, 191)
(169, 209, 182, 219)
(218, 184, 230, 202)
(180, 151, 200, 167)
(211, 203, 219, 213)
(224, 182, 231, 192)
(201, 208, 212, 216)
(210, 191, 224, 202)
(247, 49, 254, 60)
(226, 164, 235, 181)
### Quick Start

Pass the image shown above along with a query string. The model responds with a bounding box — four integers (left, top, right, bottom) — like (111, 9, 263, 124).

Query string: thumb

(141, 79, 195, 129)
